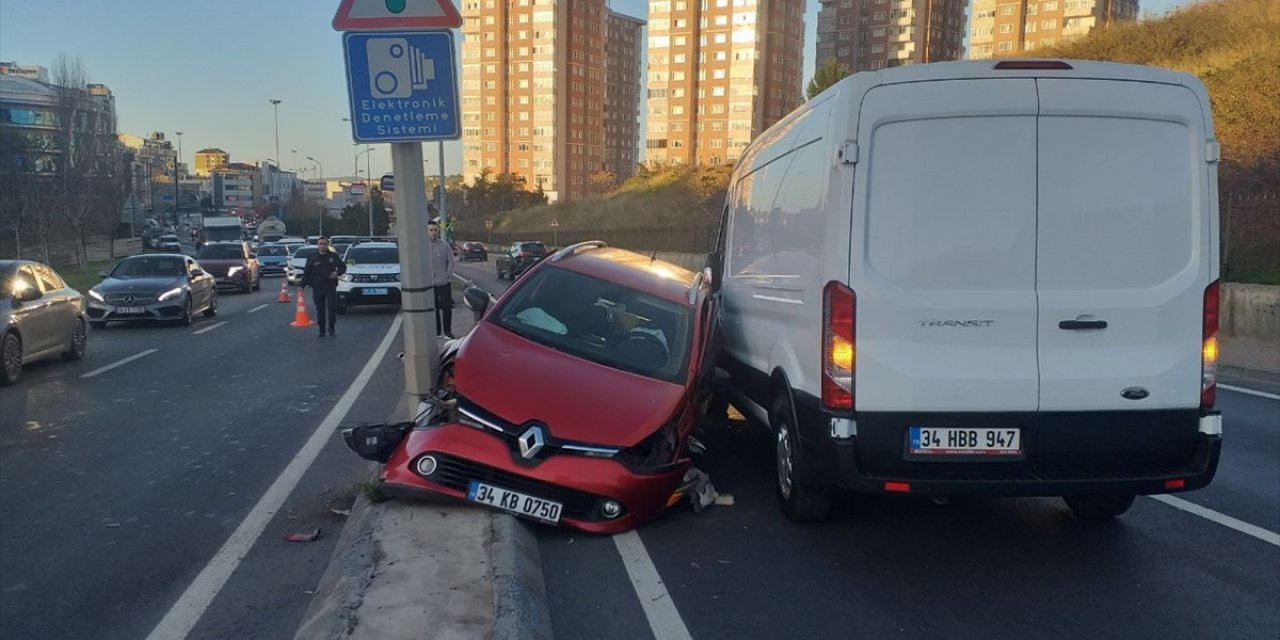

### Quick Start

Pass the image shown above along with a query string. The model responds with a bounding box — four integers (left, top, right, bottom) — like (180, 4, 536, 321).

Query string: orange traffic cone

(290, 288, 315, 327)
(276, 279, 291, 303)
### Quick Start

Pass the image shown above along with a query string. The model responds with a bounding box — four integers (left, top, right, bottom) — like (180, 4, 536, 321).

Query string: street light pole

(269, 99, 282, 178)
(356, 144, 375, 235)
(307, 156, 324, 236)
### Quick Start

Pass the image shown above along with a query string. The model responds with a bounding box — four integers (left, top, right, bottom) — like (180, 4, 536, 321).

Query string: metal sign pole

(392, 141, 439, 399)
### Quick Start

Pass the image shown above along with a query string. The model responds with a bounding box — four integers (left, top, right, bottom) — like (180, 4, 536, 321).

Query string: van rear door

(854, 79, 1040, 413)
(1035, 79, 1211, 412)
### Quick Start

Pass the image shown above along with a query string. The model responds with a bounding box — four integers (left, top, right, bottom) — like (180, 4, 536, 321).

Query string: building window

(998, 42, 1014, 52)
(999, 24, 1014, 33)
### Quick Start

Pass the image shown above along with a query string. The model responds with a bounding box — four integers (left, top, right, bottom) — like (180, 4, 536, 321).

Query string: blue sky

(1, 0, 1190, 181)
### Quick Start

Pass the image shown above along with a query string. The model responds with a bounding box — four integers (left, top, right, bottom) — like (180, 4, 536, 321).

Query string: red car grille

(422, 453, 619, 522)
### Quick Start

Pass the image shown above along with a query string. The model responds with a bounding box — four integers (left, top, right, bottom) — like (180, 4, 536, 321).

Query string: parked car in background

(460, 242, 488, 262)
(1, 260, 87, 385)
(255, 243, 291, 277)
(287, 246, 319, 285)
(195, 241, 260, 293)
(351, 242, 721, 533)
(495, 241, 549, 280)
(157, 234, 182, 253)
(87, 254, 216, 328)
(336, 242, 401, 313)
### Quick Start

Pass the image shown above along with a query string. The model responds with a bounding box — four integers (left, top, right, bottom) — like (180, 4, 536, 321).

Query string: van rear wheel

(1063, 493, 1135, 520)
(771, 396, 833, 523)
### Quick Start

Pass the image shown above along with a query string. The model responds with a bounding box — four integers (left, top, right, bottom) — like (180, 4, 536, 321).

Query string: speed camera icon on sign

(366, 37, 435, 99)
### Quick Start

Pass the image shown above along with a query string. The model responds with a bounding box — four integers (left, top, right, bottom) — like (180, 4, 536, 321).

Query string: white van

(710, 60, 1223, 522)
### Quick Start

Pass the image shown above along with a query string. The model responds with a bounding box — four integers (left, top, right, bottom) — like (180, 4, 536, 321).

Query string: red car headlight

(615, 422, 680, 472)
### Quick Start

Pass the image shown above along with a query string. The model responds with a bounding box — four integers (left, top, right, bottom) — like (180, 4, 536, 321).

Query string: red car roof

(551, 246, 699, 306)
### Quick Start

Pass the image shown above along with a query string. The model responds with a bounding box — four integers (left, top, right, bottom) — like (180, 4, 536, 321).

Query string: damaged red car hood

(454, 323, 686, 448)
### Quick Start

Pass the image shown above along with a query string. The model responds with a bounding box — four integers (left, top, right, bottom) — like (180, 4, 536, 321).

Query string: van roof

(867, 59, 1190, 86)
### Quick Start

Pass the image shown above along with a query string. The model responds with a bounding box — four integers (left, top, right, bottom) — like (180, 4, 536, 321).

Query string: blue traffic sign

(343, 30, 460, 143)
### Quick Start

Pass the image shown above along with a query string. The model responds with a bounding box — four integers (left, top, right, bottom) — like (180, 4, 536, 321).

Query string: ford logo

(1121, 387, 1149, 400)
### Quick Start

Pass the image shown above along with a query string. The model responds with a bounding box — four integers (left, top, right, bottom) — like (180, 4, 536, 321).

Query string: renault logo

(518, 425, 546, 459)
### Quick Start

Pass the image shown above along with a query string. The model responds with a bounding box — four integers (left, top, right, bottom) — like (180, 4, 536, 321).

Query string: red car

(350, 241, 720, 533)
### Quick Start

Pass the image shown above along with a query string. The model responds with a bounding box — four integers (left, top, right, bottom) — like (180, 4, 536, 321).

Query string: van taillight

(1201, 280, 1220, 409)
(822, 282, 856, 410)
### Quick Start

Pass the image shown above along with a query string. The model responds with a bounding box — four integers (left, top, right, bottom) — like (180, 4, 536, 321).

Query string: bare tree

(51, 54, 120, 272)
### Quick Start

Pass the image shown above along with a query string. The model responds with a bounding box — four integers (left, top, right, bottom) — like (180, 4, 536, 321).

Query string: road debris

(285, 528, 321, 543)
(330, 508, 351, 517)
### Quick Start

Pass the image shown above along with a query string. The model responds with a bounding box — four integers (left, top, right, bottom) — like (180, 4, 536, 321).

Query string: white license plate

(116, 306, 144, 314)
(466, 481, 562, 523)
(908, 427, 1022, 457)
(363, 287, 388, 295)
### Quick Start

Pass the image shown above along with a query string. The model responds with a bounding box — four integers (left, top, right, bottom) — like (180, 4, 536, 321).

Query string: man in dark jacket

(300, 236, 347, 336)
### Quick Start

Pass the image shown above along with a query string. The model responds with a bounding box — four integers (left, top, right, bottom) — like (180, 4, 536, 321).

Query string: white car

(712, 60, 1223, 523)
(286, 245, 318, 286)
(336, 242, 401, 314)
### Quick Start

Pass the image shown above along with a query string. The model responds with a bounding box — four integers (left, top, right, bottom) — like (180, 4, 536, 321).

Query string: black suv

(495, 241, 548, 280)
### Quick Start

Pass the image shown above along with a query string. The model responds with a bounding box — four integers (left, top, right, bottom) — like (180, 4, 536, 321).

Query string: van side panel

(853, 79, 1040, 413)
(1035, 80, 1211, 412)
(721, 100, 834, 401)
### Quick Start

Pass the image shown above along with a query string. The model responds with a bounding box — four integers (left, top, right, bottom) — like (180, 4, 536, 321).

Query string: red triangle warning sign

(333, 0, 462, 31)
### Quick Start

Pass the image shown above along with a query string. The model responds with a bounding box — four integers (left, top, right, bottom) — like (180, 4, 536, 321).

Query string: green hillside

(1042, 0, 1279, 193)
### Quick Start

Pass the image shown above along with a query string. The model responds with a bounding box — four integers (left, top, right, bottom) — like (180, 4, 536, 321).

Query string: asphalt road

(0, 275, 406, 640)
(453, 260, 1280, 640)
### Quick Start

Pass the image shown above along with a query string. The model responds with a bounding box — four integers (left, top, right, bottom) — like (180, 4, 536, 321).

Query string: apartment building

(969, 0, 1139, 58)
(815, 0, 966, 73)
(644, 0, 806, 166)
(604, 10, 646, 181)
(460, 0, 643, 202)
(194, 148, 230, 177)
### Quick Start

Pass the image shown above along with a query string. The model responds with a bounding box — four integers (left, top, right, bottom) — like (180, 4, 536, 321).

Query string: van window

(1037, 117, 1194, 289)
(865, 116, 1038, 290)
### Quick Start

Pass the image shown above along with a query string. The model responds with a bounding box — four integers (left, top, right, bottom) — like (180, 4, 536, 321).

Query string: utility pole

(269, 99, 282, 181)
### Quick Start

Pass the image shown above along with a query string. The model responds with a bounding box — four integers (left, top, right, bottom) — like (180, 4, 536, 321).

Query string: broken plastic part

(285, 528, 321, 543)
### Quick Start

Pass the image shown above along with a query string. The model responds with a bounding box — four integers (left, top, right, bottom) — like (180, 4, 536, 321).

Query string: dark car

(195, 241, 260, 293)
(87, 254, 217, 328)
(255, 243, 291, 277)
(1, 260, 87, 385)
(495, 241, 548, 280)
(350, 242, 721, 534)
(460, 242, 488, 262)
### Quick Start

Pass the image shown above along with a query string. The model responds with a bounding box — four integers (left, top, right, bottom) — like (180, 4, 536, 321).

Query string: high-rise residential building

(644, 0, 806, 167)
(604, 10, 645, 182)
(460, 0, 641, 202)
(815, 0, 966, 74)
(194, 148, 230, 177)
(968, 0, 1139, 59)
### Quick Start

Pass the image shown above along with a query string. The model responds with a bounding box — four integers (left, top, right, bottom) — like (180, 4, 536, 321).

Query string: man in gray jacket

(428, 219, 455, 338)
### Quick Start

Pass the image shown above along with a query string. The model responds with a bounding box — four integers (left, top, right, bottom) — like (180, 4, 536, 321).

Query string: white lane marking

(80, 349, 158, 378)
(614, 530, 695, 640)
(1219, 384, 1280, 401)
(247, 304, 270, 314)
(144, 315, 404, 640)
(192, 321, 228, 335)
(1147, 494, 1280, 547)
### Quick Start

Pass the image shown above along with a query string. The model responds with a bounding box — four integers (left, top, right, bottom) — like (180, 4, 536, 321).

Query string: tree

(586, 170, 617, 196)
(806, 58, 852, 101)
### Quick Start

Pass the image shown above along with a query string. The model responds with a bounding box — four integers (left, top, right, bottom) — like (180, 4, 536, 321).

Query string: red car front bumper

(381, 424, 689, 534)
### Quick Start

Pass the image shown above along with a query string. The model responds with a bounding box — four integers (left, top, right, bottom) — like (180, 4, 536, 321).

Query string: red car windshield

(490, 266, 693, 384)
